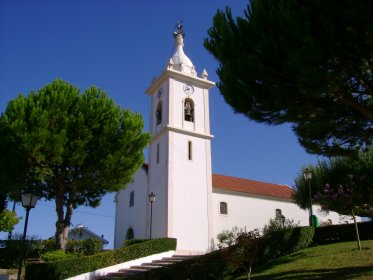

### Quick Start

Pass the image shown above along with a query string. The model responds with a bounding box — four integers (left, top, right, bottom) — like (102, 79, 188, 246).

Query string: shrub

(81, 238, 103, 255)
(217, 226, 260, 249)
(262, 215, 300, 236)
(127, 227, 314, 280)
(259, 226, 314, 261)
(124, 239, 149, 247)
(25, 238, 176, 280)
(313, 221, 373, 244)
(41, 250, 77, 262)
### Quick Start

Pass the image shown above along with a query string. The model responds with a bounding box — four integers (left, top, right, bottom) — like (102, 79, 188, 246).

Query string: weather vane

(173, 19, 184, 38)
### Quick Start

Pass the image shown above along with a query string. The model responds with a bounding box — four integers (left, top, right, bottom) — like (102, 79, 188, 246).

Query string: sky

(0, 0, 321, 248)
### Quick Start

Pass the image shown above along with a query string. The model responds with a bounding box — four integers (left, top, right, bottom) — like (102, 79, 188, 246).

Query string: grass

(228, 240, 373, 280)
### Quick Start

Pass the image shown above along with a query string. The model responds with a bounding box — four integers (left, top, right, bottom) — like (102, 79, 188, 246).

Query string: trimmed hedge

(313, 221, 373, 244)
(0, 238, 104, 268)
(126, 227, 314, 280)
(25, 238, 176, 280)
(259, 226, 314, 261)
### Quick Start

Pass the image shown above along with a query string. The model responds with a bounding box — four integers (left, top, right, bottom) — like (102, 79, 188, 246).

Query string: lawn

(228, 240, 373, 280)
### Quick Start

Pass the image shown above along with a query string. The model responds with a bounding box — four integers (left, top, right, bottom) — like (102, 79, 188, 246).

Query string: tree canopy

(294, 149, 373, 218)
(204, 0, 373, 156)
(0, 79, 150, 249)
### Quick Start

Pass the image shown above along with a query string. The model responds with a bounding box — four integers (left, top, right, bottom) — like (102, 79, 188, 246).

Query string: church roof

(212, 173, 294, 200)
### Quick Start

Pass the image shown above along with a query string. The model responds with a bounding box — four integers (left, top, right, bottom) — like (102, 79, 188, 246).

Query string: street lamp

(17, 193, 39, 280)
(148, 192, 156, 239)
(303, 168, 314, 227)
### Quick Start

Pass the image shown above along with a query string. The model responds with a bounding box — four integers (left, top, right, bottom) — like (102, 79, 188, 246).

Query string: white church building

(114, 24, 357, 253)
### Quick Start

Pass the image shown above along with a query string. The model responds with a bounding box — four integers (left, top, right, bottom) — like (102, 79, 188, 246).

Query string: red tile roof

(212, 173, 294, 200)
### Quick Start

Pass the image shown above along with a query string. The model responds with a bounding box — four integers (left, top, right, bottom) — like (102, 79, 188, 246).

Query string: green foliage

(259, 226, 315, 261)
(205, 0, 373, 157)
(124, 238, 149, 247)
(0, 210, 20, 232)
(313, 222, 373, 245)
(294, 149, 373, 217)
(25, 238, 176, 280)
(0, 238, 104, 269)
(0, 79, 151, 250)
(81, 238, 103, 255)
(128, 227, 314, 280)
(40, 250, 76, 262)
(262, 215, 300, 236)
(216, 226, 241, 249)
(216, 226, 260, 249)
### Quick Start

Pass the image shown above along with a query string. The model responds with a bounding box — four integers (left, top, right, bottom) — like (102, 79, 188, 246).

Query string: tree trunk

(352, 210, 362, 251)
(55, 186, 75, 251)
(247, 261, 252, 280)
(55, 186, 67, 250)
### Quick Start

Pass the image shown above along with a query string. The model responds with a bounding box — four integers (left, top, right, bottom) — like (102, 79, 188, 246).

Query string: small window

(156, 101, 162, 125)
(129, 191, 134, 207)
(126, 227, 134, 240)
(220, 202, 228, 215)
(188, 141, 192, 160)
(184, 98, 194, 122)
(156, 143, 160, 164)
(275, 209, 282, 219)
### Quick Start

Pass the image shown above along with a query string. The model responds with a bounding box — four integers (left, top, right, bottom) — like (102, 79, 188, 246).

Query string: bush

(262, 215, 300, 236)
(217, 227, 260, 249)
(25, 238, 176, 280)
(313, 221, 373, 244)
(259, 226, 314, 261)
(124, 239, 149, 247)
(81, 238, 103, 255)
(126, 227, 314, 280)
(41, 250, 76, 262)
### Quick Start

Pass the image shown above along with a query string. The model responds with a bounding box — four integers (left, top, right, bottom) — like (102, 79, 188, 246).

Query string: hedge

(313, 221, 373, 244)
(0, 238, 104, 269)
(126, 227, 314, 280)
(25, 238, 176, 280)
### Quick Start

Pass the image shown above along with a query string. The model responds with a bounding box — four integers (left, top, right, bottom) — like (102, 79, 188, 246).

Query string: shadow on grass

(252, 266, 373, 280)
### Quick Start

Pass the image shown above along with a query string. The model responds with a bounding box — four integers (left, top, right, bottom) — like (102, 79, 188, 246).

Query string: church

(113, 24, 355, 254)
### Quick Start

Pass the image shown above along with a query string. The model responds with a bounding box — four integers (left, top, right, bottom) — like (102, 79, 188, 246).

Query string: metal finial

(173, 19, 184, 38)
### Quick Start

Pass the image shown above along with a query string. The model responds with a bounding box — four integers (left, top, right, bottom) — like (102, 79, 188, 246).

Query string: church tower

(146, 23, 215, 253)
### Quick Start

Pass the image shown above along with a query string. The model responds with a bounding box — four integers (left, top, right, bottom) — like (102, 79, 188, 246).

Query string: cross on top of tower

(173, 20, 185, 38)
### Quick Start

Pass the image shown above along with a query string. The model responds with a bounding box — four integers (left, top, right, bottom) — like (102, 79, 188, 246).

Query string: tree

(0, 79, 151, 250)
(0, 194, 19, 233)
(294, 149, 373, 218)
(204, 0, 373, 157)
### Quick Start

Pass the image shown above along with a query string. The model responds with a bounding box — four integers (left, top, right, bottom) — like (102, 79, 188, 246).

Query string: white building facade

(114, 25, 358, 253)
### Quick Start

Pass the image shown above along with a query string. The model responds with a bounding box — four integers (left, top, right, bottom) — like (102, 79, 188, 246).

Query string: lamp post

(303, 168, 314, 227)
(17, 193, 39, 280)
(148, 192, 156, 239)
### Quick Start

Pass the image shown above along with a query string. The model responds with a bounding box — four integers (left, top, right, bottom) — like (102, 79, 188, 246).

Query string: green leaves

(205, 0, 373, 157)
(0, 79, 151, 248)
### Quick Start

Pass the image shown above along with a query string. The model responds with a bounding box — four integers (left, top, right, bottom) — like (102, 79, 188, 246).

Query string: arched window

(156, 101, 162, 125)
(126, 227, 134, 240)
(220, 202, 228, 214)
(129, 191, 134, 207)
(184, 98, 194, 122)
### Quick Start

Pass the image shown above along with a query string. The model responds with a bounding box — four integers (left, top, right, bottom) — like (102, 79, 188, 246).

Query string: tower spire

(170, 20, 196, 76)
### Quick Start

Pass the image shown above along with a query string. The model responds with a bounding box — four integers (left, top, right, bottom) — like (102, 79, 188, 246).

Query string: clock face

(183, 83, 194, 96)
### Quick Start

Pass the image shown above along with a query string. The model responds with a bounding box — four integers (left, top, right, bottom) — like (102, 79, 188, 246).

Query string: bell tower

(146, 22, 215, 253)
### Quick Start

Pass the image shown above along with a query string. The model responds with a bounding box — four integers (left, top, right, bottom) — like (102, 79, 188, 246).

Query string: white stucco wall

(211, 188, 359, 249)
(114, 167, 148, 249)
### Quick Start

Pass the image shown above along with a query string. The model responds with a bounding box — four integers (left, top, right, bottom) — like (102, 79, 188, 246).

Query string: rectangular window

(188, 141, 192, 160)
(129, 191, 135, 207)
(220, 202, 228, 215)
(156, 143, 160, 164)
(275, 209, 282, 219)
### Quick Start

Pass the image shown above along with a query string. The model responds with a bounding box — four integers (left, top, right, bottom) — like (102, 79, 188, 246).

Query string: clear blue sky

(0, 0, 321, 248)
